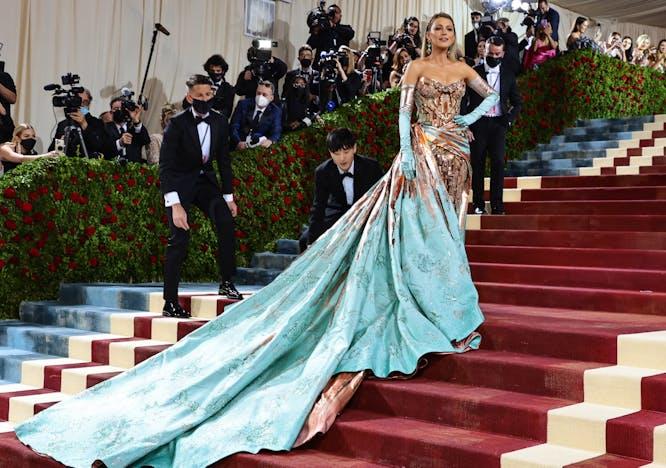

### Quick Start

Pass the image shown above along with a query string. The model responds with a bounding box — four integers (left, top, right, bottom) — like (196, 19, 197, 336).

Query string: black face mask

(21, 138, 36, 152)
(209, 72, 224, 82)
(486, 56, 503, 68)
(191, 98, 213, 115)
(113, 109, 126, 124)
(299, 58, 312, 68)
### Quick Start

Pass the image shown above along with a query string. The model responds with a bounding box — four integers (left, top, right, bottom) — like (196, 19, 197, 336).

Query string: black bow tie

(341, 172, 354, 179)
(195, 115, 211, 124)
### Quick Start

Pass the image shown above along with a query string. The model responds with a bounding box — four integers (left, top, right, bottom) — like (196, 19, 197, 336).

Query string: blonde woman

(147, 103, 179, 164)
(632, 34, 652, 66)
(0, 123, 59, 174)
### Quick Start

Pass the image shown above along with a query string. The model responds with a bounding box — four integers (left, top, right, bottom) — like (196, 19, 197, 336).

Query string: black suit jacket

(308, 154, 383, 244)
(464, 64, 522, 128)
(104, 121, 150, 163)
(49, 114, 113, 158)
(465, 30, 480, 60)
(159, 109, 232, 205)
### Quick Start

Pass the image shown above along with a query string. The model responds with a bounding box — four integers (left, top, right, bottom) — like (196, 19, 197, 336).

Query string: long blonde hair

(421, 12, 459, 61)
(338, 46, 357, 75)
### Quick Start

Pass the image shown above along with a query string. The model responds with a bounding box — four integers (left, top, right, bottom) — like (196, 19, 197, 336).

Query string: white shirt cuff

(258, 136, 267, 144)
(223, 194, 233, 202)
(133, 122, 143, 131)
(164, 191, 181, 207)
(302, 117, 312, 127)
(116, 139, 123, 151)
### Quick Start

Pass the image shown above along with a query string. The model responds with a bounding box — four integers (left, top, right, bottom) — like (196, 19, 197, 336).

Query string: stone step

(250, 252, 298, 270)
(574, 115, 656, 128)
(234, 267, 283, 286)
(550, 130, 636, 144)
(524, 149, 609, 161)
(536, 140, 619, 152)
(275, 238, 300, 255)
(0, 347, 61, 383)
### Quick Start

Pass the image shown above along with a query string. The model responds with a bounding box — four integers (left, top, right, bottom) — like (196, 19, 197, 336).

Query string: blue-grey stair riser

(525, 149, 608, 161)
(0, 323, 93, 357)
(250, 252, 299, 270)
(58, 284, 159, 309)
(20, 302, 145, 334)
(234, 268, 282, 286)
(575, 115, 654, 127)
(275, 239, 300, 255)
(0, 348, 58, 382)
(536, 141, 619, 152)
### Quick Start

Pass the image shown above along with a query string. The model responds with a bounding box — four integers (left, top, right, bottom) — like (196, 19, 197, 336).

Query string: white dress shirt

(484, 63, 502, 117)
(164, 107, 233, 207)
(338, 161, 355, 206)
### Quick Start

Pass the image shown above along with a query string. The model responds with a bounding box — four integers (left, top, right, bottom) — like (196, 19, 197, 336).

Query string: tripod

(62, 119, 89, 158)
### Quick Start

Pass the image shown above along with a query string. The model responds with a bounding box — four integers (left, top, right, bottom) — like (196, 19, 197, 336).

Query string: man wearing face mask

(182, 55, 236, 120)
(230, 81, 282, 150)
(282, 75, 319, 132)
(465, 11, 483, 63)
(462, 36, 522, 216)
(49, 89, 112, 158)
(283, 45, 320, 98)
(160, 74, 242, 318)
(104, 96, 150, 163)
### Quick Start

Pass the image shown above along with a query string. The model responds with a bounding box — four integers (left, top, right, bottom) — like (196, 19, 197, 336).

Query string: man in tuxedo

(465, 36, 522, 215)
(49, 89, 112, 158)
(283, 45, 320, 98)
(464, 11, 483, 62)
(104, 97, 150, 163)
(301, 127, 383, 251)
(536, 0, 560, 42)
(183, 54, 236, 120)
(230, 81, 282, 150)
(159, 74, 242, 318)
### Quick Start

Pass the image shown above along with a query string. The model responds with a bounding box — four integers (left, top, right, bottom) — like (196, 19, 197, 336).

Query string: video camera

(307, 0, 334, 32)
(44, 73, 85, 114)
(113, 87, 143, 123)
(319, 49, 348, 83)
(365, 32, 387, 68)
(247, 39, 278, 80)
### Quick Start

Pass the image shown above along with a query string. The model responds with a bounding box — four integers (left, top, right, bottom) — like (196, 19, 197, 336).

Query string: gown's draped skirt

(15, 123, 484, 468)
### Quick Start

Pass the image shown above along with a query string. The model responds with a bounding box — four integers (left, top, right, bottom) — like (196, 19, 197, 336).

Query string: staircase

(507, 115, 665, 177)
(0, 116, 665, 467)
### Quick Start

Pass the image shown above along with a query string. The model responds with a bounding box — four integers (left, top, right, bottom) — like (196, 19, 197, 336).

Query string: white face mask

(255, 95, 270, 109)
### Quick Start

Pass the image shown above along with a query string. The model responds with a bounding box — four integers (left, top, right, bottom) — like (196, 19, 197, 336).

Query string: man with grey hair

(230, 80, 282, 150)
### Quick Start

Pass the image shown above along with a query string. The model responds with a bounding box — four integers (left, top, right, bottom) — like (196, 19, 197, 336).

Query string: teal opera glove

(453, 76, 499, 127)
(399, 85, 416, 180)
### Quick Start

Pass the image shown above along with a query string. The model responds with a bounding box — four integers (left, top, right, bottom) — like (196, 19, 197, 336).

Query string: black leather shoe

(162, 301, 191, 318)
(219, 280, 243, 300)
(491, 208, 506, 215)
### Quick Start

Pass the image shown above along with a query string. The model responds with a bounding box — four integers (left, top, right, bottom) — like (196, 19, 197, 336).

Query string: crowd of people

(0, 0, 664, 176)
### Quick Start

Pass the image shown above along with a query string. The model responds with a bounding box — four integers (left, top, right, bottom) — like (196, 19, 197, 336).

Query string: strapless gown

(15, 77, 484, 468)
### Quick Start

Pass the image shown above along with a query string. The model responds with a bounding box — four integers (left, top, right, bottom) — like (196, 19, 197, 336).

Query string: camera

(365, 32, 386, 68)
(44, 73, 84, 114)
(319, 49, 348, 83)
(307, 0, 334, 32)
(247, 39, 277, 80)
(113, 88, 141, 123)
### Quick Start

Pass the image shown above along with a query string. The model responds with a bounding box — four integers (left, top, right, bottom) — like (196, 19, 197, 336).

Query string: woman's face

(639, 38, 650, 50)
(659, 41, 666, 54)
(477, 40, 486, 57)
(428, 17, 455, 49)
(19, 128, 36, 141)
(399, 50, 411, 65)
(407, 20, 419, 36)
(622, 37, 632, 50)
(580, 21, 588, 33)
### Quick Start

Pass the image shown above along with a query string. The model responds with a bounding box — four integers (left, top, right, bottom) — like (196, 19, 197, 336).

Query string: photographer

(105, 96, 150, 163)
(183, 54, 235, 119)
(235, 45, 287, 100)
(230, 80, 282, 150)
(283, 45, 320, 98)
(49, 88, 111, 158)
(319, 46, 363, 112)
(307, 3, 355, 67)
(0, 67, 17, 143)
(357, 35, 390, 92)
(535, 0, 560, 42)
(602, 32, 627, 61)
(282, 75, 319, 132)
(496, 18, 521, 74)
(388, 16, 422, 59)
(0, 123, 60, 174)
(464, 11, 483, 62)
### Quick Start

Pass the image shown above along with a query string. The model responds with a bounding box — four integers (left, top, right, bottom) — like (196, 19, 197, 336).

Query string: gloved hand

(400, 149, 416, 180)
(453, 90, 499, 128)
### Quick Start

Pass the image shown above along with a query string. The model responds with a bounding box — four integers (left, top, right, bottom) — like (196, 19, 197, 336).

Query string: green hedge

(0, 50, 664, 318)
(507, 49, 666, 159)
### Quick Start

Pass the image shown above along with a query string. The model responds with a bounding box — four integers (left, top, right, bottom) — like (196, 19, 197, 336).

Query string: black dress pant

(471, 116, 507, 212)
(163, 175, 236, 302)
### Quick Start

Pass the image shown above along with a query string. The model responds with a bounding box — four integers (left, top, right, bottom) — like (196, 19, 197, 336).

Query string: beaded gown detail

(15, 77, 484, 468)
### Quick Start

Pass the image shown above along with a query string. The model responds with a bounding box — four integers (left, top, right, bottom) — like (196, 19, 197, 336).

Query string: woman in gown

(16, 12, 499, 468)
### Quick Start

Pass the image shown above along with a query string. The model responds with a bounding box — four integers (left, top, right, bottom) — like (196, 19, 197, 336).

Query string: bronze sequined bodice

(414, 77, 466, 128)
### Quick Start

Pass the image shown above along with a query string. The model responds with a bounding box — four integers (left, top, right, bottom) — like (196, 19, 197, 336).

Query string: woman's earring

(426, 40, 432, 54)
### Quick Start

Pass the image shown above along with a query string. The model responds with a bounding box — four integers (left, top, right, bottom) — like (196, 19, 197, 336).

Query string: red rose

(159, 236, 167, 245)
(116, 184, 124, 192)
(54, 191, 63, 201)
(46, 221, 56, 231)
(150, 255, 157, 264)
(112, 173, 120, 181)
(109, 232, 117, 241)
(239, 243, 248, 253)
(68, 261, 78, 270)
(87, 170, 96, 179)
(3, 187, 16, 199)
(29, 247, 40, 257)
(127, 178, 137, 187)
(284, 196, 292, 206)
(48, 263, 57, 272)
(22, 215, 33, 225)
(199, 244, 209, 253)
(29, 192, 39, 202)
(232, 178, 241, 187)
(0, 206, 8, 215)
(20, 202, 33, 212)
(270, 214, 280, 222)
(89, 258, 99, 267)
(4, 220, 17, 230)
(296, 192, 305, 201)
(132, 199, 139, 206)
(84, 226, 96, 237)
(104, 204, 113, 214)
(146, 175, 154, 185)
